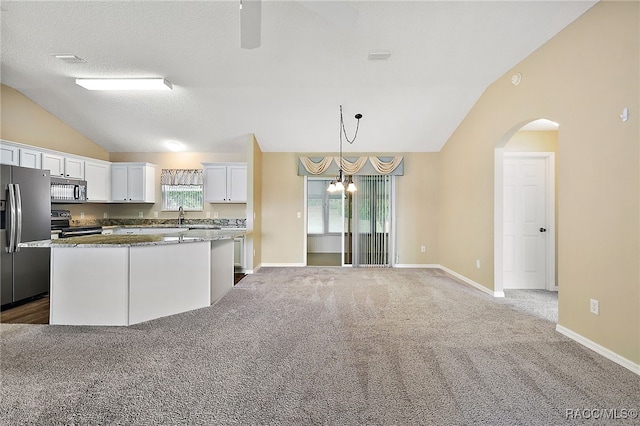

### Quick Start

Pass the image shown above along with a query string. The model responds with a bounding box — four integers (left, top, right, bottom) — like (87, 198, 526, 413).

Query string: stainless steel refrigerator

(1, 165, 51, 306)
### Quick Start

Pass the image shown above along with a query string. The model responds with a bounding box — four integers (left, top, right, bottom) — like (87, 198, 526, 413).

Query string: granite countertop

(19, 228, 247, 248)
(102, 224, 246, 230)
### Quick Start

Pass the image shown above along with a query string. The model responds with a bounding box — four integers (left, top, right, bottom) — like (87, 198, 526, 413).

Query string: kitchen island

(20, 229, 246, 326)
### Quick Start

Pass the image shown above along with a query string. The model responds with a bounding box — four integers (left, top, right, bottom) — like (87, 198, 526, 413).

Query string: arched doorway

(494, 119, 558, 308)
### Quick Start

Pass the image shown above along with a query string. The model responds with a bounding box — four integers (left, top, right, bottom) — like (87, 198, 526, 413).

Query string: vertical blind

(352, 175, 393, 267)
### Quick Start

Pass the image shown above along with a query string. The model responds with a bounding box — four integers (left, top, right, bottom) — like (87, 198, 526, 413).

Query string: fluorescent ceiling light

(368, 50, 391, 60)
(75, 78, 172, 91)
(53, 54, 87, 63)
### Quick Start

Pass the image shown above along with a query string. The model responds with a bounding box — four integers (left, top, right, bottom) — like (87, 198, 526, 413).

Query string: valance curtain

(160, 169, 203, 185)
(298, 156, 404, 176)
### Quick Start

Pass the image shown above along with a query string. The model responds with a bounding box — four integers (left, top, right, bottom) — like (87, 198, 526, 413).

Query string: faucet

(177, 206, 185, 226)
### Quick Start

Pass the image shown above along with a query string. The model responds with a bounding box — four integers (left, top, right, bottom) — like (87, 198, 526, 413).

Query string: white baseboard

(438, 265, 503, 297)
(556, 325, 640, 376)
(393, 264, 441, 269)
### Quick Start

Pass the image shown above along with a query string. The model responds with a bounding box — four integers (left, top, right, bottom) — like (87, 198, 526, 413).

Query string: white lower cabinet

(50, 242, 211, 326)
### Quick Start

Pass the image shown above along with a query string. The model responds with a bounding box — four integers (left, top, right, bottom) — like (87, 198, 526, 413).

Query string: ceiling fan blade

(297, 1, 359, 30)
(240, 0, 261, 49)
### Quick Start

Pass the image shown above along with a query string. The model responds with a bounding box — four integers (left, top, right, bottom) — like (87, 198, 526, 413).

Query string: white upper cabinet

(0, 143, 19, 165)
(0, 141, 42, 168)
(42, 152, 84, 179)
(111, 162, 156, 203)
(85, 159, 111, 202)
(203, 163, 247, 203)
(64, 157, 85, 179)
(203, 165, 227, 202)
(41, 152, 64, 176)
(19, 147, 42, 169)
(228, 166, 248, 202)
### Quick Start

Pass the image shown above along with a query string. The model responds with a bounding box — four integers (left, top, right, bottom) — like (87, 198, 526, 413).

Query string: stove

(51, 209, 103, 238)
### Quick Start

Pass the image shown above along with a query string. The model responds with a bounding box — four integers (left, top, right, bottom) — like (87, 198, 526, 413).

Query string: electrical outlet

(103, 212, 108, 219)
(138, 211, 143, 218)
(153, 211, 158, 218)
(213, 212, 219, 219)
(206, 212, 211, 219)
(476, 259, 481, 268)
(590, 299, 599, 315)
(420, 245, 426, 253)
(297, 212, 302, 219)
(80, 212, 85, 219)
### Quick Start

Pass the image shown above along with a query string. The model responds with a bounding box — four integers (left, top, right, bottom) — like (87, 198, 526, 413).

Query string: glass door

(350, 175, 394, 267)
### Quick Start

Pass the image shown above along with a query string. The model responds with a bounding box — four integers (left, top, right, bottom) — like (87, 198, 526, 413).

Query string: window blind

(161, 169, 204, 211)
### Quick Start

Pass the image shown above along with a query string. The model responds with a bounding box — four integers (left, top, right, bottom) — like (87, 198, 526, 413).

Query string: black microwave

(50, 176, 87, 203)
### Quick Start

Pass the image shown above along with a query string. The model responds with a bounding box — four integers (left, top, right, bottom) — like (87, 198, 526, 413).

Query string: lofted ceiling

(0, 0, 596, 153)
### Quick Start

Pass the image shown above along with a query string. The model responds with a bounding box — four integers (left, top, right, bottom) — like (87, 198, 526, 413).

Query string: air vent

(52, 54, 87, 64)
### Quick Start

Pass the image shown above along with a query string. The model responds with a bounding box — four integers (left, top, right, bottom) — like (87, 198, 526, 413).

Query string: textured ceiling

(0, 1, 596, 153)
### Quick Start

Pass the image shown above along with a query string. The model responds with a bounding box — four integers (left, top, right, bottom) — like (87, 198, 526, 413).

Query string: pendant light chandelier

(328, 105, 362, 193)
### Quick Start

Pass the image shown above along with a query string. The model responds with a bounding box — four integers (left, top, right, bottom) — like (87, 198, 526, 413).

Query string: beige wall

(1, 84, 109, 161)
(395, 153, 439, 265)
(438, 1, 639, 363)
(246, 135, 263, 271)
(505, 130, 558, 153)
(261, 153, 306, 265)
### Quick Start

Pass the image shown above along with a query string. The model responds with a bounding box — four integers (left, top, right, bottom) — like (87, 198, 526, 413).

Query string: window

(307, 179, 344, 234)
(161, 169, 204, 211)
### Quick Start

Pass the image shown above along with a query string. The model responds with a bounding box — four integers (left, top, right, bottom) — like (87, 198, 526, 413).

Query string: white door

(503, 156, 548, 289)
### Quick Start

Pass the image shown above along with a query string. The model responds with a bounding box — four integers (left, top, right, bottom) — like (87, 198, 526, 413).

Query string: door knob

(539, 227, 547, 233)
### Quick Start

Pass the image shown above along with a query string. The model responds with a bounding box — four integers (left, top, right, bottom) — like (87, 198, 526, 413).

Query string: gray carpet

(1, 268, 638, 425)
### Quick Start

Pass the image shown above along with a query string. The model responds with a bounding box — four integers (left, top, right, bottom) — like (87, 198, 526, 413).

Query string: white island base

(50, 239, 234, 326)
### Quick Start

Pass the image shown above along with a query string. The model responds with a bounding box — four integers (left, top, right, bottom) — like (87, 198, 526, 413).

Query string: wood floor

(1, 295, 50, 324)
(1, 273, 246, 325)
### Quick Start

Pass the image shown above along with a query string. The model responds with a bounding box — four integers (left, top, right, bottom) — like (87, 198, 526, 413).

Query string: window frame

(307, 179, 344, 236)
(160, 169, 204, 212)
